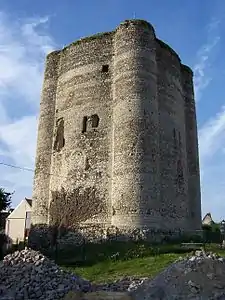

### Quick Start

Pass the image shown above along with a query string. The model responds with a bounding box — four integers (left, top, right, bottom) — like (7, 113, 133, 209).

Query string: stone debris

(130, 250, 225, 300)
(0, 248, 91, 300)
(1, 249, 225, 299)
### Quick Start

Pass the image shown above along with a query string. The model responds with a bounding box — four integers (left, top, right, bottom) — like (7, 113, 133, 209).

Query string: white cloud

(194, 13, 225, 222)
(198, 105, 225, 222)
(193, 18, 221, 101)
(199, 105, 225, 164)
(0, 12, 56, 206)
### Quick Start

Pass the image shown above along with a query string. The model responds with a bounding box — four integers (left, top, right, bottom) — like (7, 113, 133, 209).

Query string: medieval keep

(31, 19, 201, 235)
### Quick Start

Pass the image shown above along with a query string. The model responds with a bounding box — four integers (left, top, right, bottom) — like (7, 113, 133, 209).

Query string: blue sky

(0, 0, 224, 222)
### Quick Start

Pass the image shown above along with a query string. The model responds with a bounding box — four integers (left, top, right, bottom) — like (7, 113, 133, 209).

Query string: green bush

(54, 240, 193, 268)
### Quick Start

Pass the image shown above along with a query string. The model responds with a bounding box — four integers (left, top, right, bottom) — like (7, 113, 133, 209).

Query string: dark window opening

(191, 212, 195, 218)
(177, 159, 184, 188)
(53, 118, 65, 152)
(173, 128, 177, 149)
(173, 128, 176, 139)
(179, 132, 181, 146)
(82, 116, 88, 133)
(91, 114, 99, 128)
(102, 65, 109, 73)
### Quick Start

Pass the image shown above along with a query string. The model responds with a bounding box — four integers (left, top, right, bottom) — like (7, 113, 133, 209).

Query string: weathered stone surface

(31, 18, 201, 239)
(28, 223, 187, 251)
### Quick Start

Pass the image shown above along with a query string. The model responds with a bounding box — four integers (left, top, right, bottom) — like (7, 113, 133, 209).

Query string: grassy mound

(53, 241, 225, 283)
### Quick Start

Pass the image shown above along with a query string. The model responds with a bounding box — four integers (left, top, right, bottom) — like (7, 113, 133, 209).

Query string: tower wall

(156, 41, 189, 231)
(31, 19, 202, 239)
(32, 51, 60, 224)
(182, 65, 202, 230)
(48, 33, 114, 225)
(111, 20, 160, 228)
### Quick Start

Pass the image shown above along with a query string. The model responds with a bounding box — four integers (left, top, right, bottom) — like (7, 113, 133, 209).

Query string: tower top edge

(45, 19, 191, 71)
(47, 19, 156, 54)
(181, 64, 194, 76)
(118, 19, 155, 31)
(156, 38, 181, 63)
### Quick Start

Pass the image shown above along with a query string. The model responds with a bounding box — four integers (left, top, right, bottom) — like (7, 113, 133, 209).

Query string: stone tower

(31, 19, 201, 234)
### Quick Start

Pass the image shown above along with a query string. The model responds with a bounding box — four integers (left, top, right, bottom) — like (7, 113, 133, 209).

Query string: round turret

(181, 64, 202, 231)
(110, 19, 160, 229)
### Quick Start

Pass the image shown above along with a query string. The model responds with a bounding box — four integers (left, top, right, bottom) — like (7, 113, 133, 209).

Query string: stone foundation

(28, 224, 202, 253)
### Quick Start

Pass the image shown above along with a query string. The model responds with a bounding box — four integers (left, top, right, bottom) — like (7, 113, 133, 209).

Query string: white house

(5, 198, 32, 244)
(202, 213, 214, 226)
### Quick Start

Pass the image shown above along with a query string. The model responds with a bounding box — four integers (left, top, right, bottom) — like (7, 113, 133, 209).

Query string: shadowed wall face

(31, 19, 201, 234)
(182, 66, 202, 231)
(157, 42, 189, 230)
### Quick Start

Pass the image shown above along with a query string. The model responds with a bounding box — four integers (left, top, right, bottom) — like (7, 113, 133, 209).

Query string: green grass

(64, 253, 183, 283)
(57, 241, 225, 283)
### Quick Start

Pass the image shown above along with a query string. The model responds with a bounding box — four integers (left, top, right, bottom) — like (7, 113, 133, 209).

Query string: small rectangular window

(102, 65, 109, 73)
(25, 212, 31, 229)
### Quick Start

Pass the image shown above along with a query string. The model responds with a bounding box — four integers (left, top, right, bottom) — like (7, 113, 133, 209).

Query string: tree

(0, 188, 12, 212)
(0, 188, 13, 260)
(48, 186, 105, 262)
(49, 186, 105, 232)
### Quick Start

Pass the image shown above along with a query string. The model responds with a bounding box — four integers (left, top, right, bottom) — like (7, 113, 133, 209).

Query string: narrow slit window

(102, 65, 109, 73)
(173, 128, 177, 149)
(179, 132, 181, 146)
(53, 118, 65, 152)
(82, 116, 88, 133)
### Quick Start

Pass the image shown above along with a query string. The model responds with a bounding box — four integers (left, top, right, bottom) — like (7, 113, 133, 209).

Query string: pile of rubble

(131, 249, 225, 299)
(1, 248, 225, 299)
(0, 248, 91, 300)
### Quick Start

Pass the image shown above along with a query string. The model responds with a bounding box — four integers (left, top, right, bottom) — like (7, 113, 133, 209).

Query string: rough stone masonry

(31, 19, 201, 236)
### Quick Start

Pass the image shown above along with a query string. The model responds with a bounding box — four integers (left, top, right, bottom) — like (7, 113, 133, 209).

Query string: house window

(102, 65, 109, 73)
(6, 220, 10, 236)
(25, 212, 31, 229)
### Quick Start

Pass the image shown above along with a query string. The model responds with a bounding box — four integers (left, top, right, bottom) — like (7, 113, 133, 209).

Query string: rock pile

(131, 250, 225, 300)
(1, 248, 225, 299)
(0, 248, 91, 300)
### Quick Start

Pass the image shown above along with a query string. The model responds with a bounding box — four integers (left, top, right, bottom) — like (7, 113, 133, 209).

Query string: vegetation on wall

(49, 186, 105, 230)
(47, 186, 105, 260)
